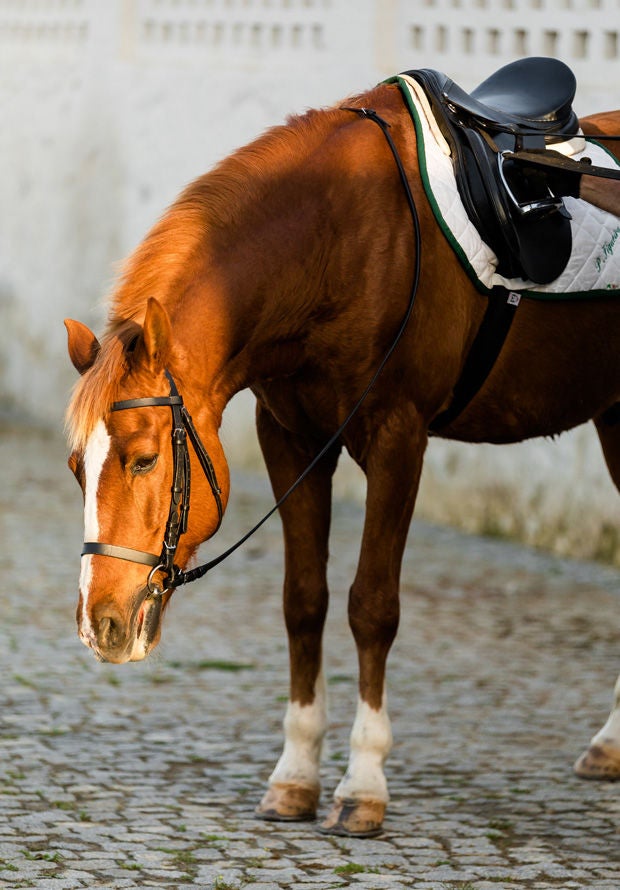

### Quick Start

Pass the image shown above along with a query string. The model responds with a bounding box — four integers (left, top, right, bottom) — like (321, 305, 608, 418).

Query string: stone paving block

(252, 881, 294, 890)
(1, 430, 620, 888)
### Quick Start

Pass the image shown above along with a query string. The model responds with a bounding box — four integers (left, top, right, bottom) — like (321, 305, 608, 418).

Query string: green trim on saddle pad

(384, 74, 620, 302)
(384, 75, 490, 293)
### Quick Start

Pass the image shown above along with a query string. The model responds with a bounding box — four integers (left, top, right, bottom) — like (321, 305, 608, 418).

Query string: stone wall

(1, 0, 618, 562)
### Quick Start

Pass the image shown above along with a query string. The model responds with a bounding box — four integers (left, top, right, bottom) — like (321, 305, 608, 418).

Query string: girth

(406, 57, 583, 284)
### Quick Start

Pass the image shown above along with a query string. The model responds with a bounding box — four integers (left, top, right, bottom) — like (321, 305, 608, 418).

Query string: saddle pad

(396, 74, 620, 297)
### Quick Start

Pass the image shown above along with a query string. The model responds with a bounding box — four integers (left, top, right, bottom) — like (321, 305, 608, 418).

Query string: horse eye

(131, 454, 158, 476)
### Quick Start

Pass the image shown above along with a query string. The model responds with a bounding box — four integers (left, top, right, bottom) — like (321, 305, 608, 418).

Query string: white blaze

(79, 420, 111, 637)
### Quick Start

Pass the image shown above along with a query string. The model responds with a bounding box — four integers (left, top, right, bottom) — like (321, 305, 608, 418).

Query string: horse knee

(347, 582, 400, 651)
(283, 580, 328, 638)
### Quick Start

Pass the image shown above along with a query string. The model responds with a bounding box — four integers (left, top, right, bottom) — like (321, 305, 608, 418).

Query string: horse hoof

(574, 742, 620, 780)
(255, 782, 319, 822)
(318, 798, 385, 838)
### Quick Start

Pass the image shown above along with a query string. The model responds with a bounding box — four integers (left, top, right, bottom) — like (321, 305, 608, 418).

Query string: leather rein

(77, 104, 439, 598)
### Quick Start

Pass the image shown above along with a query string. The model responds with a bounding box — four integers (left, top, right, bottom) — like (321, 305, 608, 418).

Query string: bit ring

(146, 564, 167, 598)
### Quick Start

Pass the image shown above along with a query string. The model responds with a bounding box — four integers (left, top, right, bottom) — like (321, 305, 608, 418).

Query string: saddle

(406, 57, 582, 283)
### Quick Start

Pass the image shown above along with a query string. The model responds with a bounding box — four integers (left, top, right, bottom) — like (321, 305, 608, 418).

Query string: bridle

(81, 369, 223, 597)
(80, 105, 424, 599)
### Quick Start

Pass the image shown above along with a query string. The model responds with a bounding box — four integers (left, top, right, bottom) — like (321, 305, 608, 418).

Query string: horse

(64, 72, 620, 838)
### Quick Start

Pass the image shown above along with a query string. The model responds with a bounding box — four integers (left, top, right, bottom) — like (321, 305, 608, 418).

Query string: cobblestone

(1, 424, 619, 888)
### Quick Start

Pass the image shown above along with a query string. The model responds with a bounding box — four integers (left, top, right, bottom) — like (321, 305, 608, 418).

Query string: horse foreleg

(574, 414, 620, 780)
(320, 413, 427, 837)
(254, 400, 341, 821)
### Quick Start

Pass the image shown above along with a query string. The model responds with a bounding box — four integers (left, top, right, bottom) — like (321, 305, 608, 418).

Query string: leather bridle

(81, 369, 223, 597)
(79, 104, 424, 600)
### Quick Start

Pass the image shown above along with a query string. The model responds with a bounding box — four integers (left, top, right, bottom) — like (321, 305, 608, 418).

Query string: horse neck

(129, 89, 402, 418)
(165, 139, 345, 414)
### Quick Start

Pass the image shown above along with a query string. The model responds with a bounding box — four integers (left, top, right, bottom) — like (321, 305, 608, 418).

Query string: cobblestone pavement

(1, 424, 619, 889)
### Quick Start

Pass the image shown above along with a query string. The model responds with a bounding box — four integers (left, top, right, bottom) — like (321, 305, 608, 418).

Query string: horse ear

(137, 297, 172, 373)
(64, 319, 101, 375)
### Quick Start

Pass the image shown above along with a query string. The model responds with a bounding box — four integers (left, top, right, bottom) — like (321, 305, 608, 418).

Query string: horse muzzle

(78, 590, 165, 663)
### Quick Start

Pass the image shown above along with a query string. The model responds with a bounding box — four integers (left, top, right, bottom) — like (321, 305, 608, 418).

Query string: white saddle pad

(397, 74, 620, 297)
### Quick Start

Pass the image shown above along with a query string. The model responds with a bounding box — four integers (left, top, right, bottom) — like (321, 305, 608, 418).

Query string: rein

(81, 106, 422, 596)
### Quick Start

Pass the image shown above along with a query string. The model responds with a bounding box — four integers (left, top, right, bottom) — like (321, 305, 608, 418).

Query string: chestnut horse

(65, 78, 620, 837)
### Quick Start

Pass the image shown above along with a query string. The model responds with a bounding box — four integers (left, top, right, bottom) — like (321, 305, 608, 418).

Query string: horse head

(65, 298, 229, 663)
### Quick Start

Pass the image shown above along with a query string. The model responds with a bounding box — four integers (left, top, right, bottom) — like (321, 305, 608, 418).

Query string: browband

(111, 395, 183, 411)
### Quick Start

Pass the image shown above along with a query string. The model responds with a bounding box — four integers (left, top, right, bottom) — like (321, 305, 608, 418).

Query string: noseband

(81, 370, 223, 597)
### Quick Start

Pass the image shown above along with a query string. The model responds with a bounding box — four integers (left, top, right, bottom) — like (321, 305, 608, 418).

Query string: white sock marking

(269, 670, 327, 790)
(79, 420, 111, 639)
(591, 674, 620, 749)
(335, 689, 392, 804)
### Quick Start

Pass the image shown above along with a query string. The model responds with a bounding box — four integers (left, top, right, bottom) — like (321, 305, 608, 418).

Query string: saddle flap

(508, 197, 573, 283)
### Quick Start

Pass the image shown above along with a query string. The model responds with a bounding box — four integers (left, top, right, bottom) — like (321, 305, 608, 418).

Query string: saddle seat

(440, 56, 578, 141)
(404, 57, 581, 283)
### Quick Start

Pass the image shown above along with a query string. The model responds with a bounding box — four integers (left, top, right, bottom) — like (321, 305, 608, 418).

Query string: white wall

(389, 0, 620, 115)
(0, 0, 376, 423)
(1, 0, 618, 561)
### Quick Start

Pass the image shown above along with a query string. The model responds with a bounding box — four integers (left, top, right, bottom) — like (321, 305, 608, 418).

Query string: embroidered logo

(595, 226, 620, 274)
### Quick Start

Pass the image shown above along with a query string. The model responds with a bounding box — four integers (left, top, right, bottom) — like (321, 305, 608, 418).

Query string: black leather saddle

(405, 57, 581, 284)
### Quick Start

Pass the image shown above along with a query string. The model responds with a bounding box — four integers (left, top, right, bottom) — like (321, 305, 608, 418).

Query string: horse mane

(66, 98, 366, 451)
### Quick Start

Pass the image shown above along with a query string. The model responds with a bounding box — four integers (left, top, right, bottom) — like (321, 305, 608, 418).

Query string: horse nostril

(97, 615, 122, 650)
